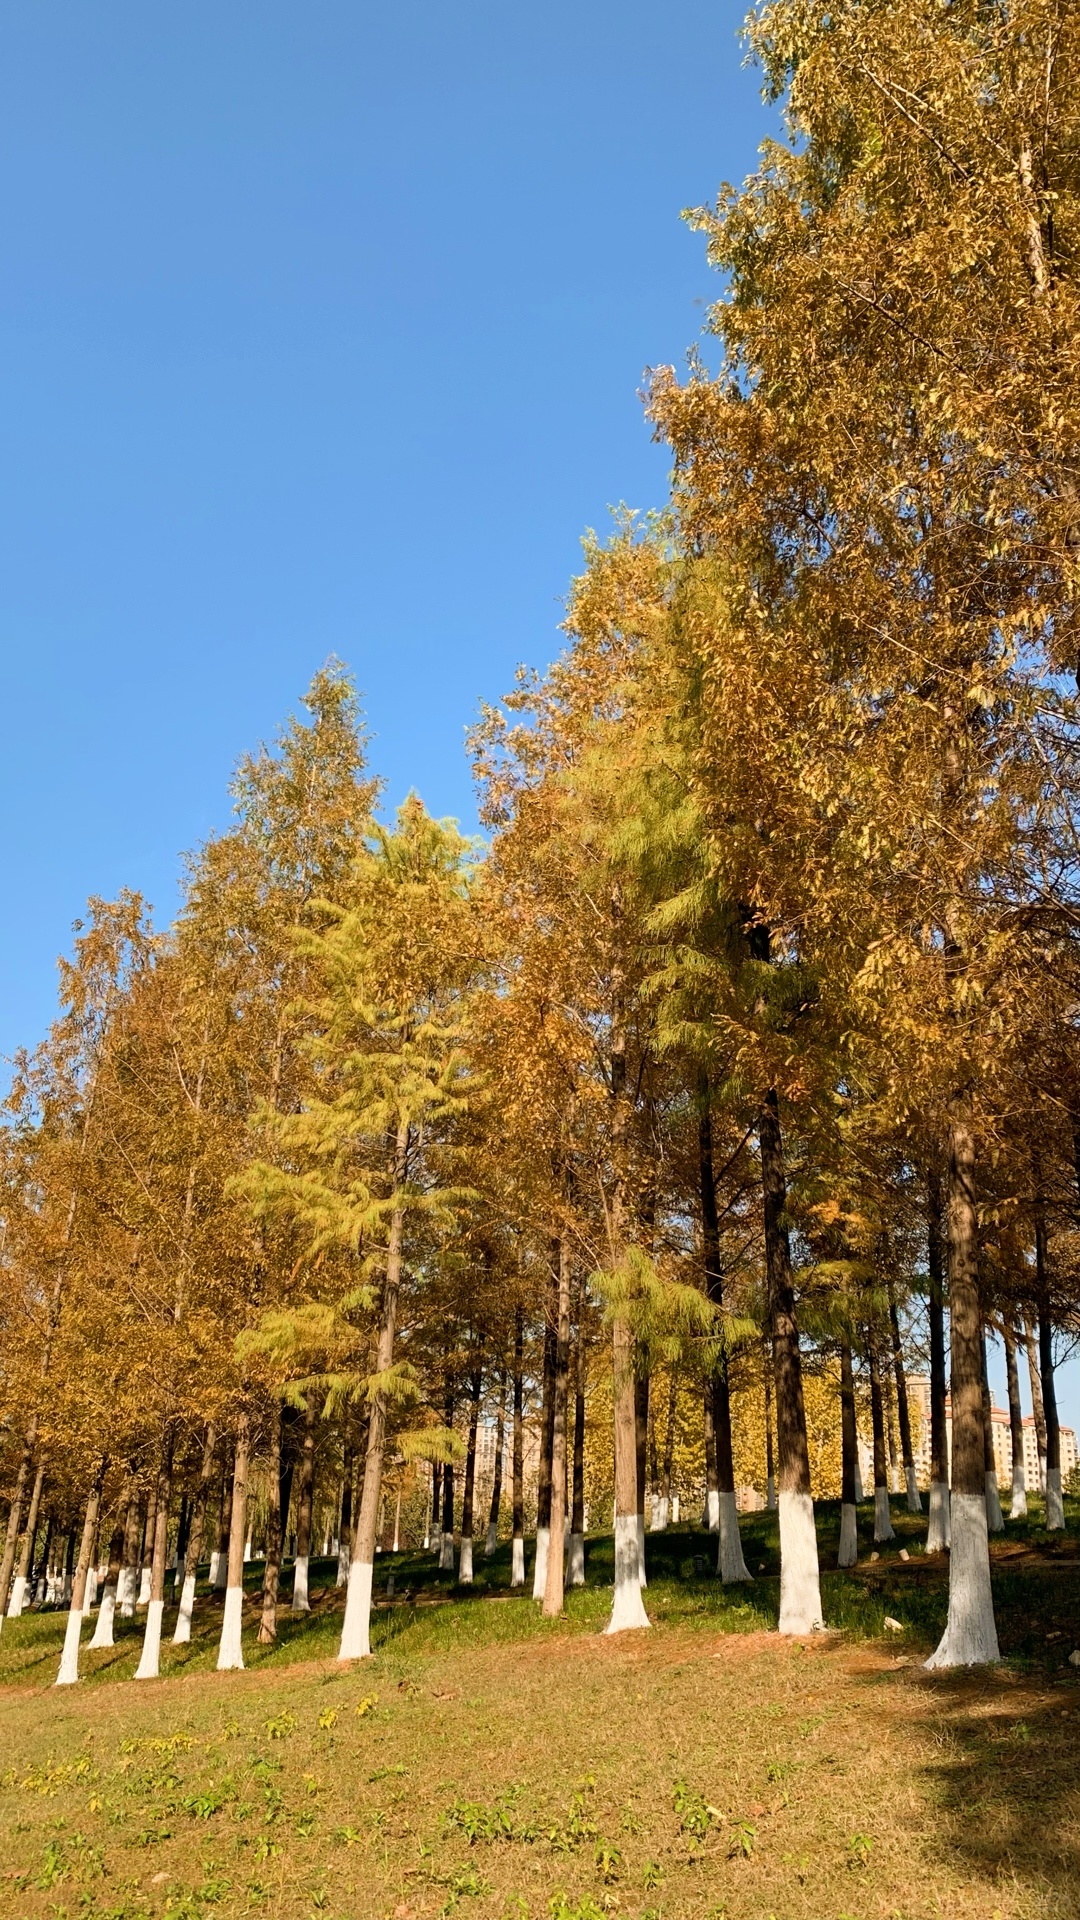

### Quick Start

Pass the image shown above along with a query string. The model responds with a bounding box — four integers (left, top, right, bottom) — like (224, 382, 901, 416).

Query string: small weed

(729, 1819, 757, 1859)
(264, 1712, 296, 1740)
(316, 1706, 338, 1731)
(593, 1838, 623, 1881)
(642, 1860, 663, 1891)
(848, 1830, 874, 1869)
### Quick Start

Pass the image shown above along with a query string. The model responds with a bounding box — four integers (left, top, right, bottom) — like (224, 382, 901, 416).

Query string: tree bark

(56, 1465, 106, 1686)
(980, 1330, 1005, 1532)
(568, 1318, 586, 1586)
(8, 1460, 45, 1618)
(887, 1282, 921, 1511)
(532, 1270, 558, 1599)
(1023, 1316, 1048, 1492)
(259, 1409, 283, 1642)
(1002, 1323, 1027, 1519)
(339, 1113, 411, 1660)
(633, 1372, 649, 1586)
(867, 1329, 895, 1542)
(759, 1089, 821, 1632)
(543, 1235, 572, 1616)
(458, 1371, 481, 1584)
(926, 1170, 951, 1550)
(173, 1425, 217, 1645)
(700, 1092, 749, 1580)
(511, 1308, 525, 1586)
(135, 1430, 175, 1678)
(0, 1427, 34, 1631)
(89, 1477, 129, 1650)
(217, 1413, 251, 1670)
(927, 1113, 999, 1669)
(838, 1339, 858, 1568)
(485, 1373, 506, 1556)
(1035, 1185, 1064, 1528)
(291, 1399, 316, 1610)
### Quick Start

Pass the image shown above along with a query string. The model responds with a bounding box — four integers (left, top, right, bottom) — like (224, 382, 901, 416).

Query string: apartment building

(906, 1374, 1078, 1488)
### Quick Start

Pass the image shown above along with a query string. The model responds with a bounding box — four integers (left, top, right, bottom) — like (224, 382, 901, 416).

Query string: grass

(1, 1498, 1079, 1919)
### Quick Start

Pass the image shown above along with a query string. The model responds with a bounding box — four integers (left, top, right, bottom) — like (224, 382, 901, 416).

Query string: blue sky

(0, 0, 766, 1062)
(1, 2, 1076, 1431)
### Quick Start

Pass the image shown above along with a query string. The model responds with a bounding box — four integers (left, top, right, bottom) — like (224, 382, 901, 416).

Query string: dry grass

(1, 1506, 1079, 1920)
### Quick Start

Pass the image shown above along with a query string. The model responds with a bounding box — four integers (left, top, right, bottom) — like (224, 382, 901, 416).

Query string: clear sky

(1, 1, 1075, 1431)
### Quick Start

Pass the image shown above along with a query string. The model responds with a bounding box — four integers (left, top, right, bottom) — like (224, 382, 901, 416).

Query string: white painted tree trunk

(216, 1587, 244, 1670)
(137, 1567, 152, 1606)
(777, 1489, 823, 1635)
(89, 1582, 117, 1648)
(511, 1536, 525, 1587)
(853, 1458, 864, 1503)
(837, 1502, 858, 1568)
(905, 1465, 923, 1514)
(429, 1526, 441, 1560)
(1009, 1461, 1027, 1520)
(338, 1557, 374, 1660)
(531, 1527, 549, 1600)
(985, 1472, 1005, 1533)
(56, 1605, 85, 1684)
(207, 1550, 222, 1588)
(172, 1570, 197, 1644)
(925, 1492, 999, 1668)
(484, 1521, 498, 1557)
(336, 1539, 349, 1587)
(671, 1495, 679, 1522)
(135, 1599, 165, 1680)
(603, 1513, 651, 1634)
(652, 1495, 668, 1532)
(636, 1514, 647, 1587)
(86, 1569, 98, 1610)
(873, 1487, 895, 1542)
(458, 1537, 473, 1584)
(244, 1534, 253, 1561)
(7, 1575, 27, 1619)
(567, 1532, 585, 1586)
(1046, 1465, 1065, 1530)
(291, 1553, 310, 1613)
(716, 1491, 751, 1582)
(926, 1481, 951, 1552)
(889, 1463, 901, 1495)
(438, 1532, 455, 1571)
(766, 1474, 777, 1512)
(706, 1489, 720, 1532)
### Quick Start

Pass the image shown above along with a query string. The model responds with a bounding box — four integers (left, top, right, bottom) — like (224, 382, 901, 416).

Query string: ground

(1, 1500, 1079, 1920)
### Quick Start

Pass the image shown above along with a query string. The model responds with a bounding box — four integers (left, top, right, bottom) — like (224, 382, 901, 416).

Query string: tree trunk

(173, 1426, 217, 1646)
(700, 1093, 749, 1581)
(887, 1284, 921, 1512)
(1035, 1187, 1064, 1529)
(55, 1466, 106, 1686)
(658, 1371, 676, 1530)
(217, 1414, 251, 1670)
(336, 1424, 354, 1587)
(8, 1460, 45, 1618)
(926, 1170, 951, 1551)
(760, 1090, 822, 1632)
(259, 1410, 283, 1643)
(485, 1374, 505, 1556)
(633, 1372, 649, 1586)
(980, 1331, 1005, 1532)
(138, 1476, 158, 1606)
(568, 1319, 586, 1587)
(89, 1480, 129, 1650)
(703, 1387, 719, 1529)
(1002, 1324, 1027, 1519)
(543, 1236, 572, 1616)
(439, 1385, 456, 1570)
(135, 1431, 175, 1678)
(1023, 1316, 1048, 1493)
(926, 1114, 999, 1669)
(174, 1492, 190, 1588)
(0, 1428, 34, 1632)
(763, 1350, 777, 1511)
(291, 1400, 316, 1611)
(867, 1330, 895, 1543)
(339, 1115, 410, 1660)
(532, 1276, 558, 1599)
(458, 1372, 481, 1585)
(509, 1307, 525, 1585)
(838, 1340, 858, 1568)
(210, 1452, 231, 1591)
